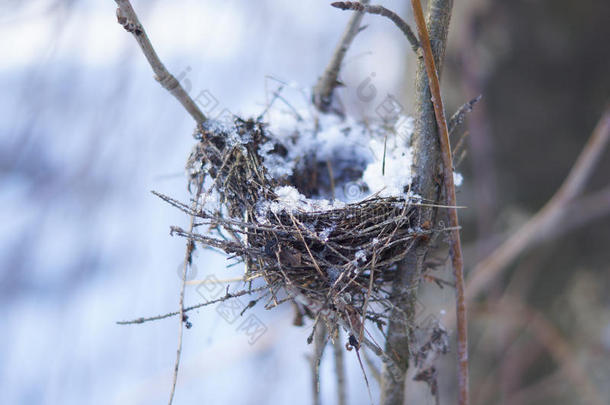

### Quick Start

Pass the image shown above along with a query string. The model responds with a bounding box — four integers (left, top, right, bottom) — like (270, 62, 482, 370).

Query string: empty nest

(160, 116, 431, 350)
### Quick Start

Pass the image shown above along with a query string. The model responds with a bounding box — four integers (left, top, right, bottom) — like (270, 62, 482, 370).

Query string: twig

(451, 130, 469, 160)
(331, 2, 420, 53)
(380, 1, 453, 404)
(475, 298, 606, 405)
(466, 106, 610, 301)
(114, 0, 206, 125)
(116, 285, 270, 325)
(313, 0, 370, 112)
(362, 348, 381, 385)
(311, 322, 328, 405)
(352, 340, 375, 405)
(561, 185, 610, 234)
(410, 1, 468, 405)
(460, 11, 497, 243)
(168, 184, 200, 405)
(333, 331, 347, 405)
(448, 95, 481, 136)
(505, 370, 564, 405)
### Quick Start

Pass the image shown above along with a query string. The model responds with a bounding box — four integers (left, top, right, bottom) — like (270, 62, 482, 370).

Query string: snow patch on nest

(263, 109, 420, 203)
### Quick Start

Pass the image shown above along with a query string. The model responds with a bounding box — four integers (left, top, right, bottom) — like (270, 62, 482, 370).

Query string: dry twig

(116, 285, 269, 325)
(313, 0, 370, 113)
(114, 0, 206, 125)
(466, 106, 610, 301)
(448, 95, 481, 136)
(168, 188, 199, 405)
(312, 323, 328, 405)
(333, 331, 347, 405)
(474, 298, 605, 405)
(331, 2, 420, 53)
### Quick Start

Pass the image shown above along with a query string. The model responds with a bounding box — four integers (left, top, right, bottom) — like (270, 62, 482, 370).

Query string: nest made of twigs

(162, 115, 430, 346)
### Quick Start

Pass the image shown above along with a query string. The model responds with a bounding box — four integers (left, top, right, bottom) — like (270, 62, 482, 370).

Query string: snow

(264, 111, 372, 182)
(354, 250, 366, 262)
(318, 226, 335, 242)
(453, 172, 464, 187)
(266, 107, 417, 201)
(362, 132, 413, 197)
(261, 185, 347, 216)
(326, 267, 341, 282)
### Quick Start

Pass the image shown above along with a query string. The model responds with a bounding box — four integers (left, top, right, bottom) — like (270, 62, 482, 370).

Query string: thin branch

(362, 348, 381, 385)
(313, 0, 370, 113)
(452, 130, 469, 160)
(168, 183, 200, 405)
(476, 298, 606, 405)
(410, 1, 468, 405)
(115, 0, 206, 125)
(448, 95, 481, 136)
(331, 2, 420, 53)
(381, 1, 453, 404)
(466, 106, 610, 301)
(561, 185, 610, 234)
(333, 330, 347, 405)
(505, 370, 564, 405)
(311, 322, 328, 405)
(116, 285, 270, 325)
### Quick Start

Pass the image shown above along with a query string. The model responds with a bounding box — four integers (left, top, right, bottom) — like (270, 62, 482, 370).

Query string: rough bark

(380, 1, 454, 404)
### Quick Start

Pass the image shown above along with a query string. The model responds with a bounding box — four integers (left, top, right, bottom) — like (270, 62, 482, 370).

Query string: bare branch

(115, 0, 206, 125)
(116, 285, 270, 325)
(410, 1, 468, 404)
(448, 95, 482, 136)
(477, 298, 606, 405)
(466, 106, 610, 301)
(313, 0, 370, 113)
(333, 331, 347, 405)
(311, 322, 327, 405)
(331, 2, 420, 53)
(168, 188, 199, 405)
(381, 1, 454, 404)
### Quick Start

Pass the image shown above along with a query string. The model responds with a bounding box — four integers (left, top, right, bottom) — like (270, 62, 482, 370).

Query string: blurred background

(1, 1, 608, 404)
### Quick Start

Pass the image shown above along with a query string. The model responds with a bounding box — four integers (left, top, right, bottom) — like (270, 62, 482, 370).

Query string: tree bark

(380, 1, 453, 404)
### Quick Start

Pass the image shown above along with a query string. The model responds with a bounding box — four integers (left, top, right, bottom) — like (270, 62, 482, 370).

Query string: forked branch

(331, 2, 420, 53)
(313, 0, 370, 112)
(466, 105, 610, 301)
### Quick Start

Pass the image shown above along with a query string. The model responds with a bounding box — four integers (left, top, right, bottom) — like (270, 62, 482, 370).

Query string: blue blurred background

(0, 1, 413, 404)
(2, 1, 609, 405)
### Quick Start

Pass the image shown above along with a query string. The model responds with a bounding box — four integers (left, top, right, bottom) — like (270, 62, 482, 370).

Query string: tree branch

(311, 322, 327, 405)
(313, 0, 370, 113)
(115, 0, 207, 125)
(116, 285, 270, 325)
(379, 1, 454, 404)
(410, 1, 468, 404)
(448, 95, 482, 136)
(331, 2, 420, 53)
(476, 298, 606, 405)
(466, 105, 610, 301)
(333, 330, 347, 405)
(168, 184, 200, 405)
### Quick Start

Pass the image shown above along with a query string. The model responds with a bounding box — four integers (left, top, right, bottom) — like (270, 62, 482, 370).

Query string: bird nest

(160, 115, 432, 351)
